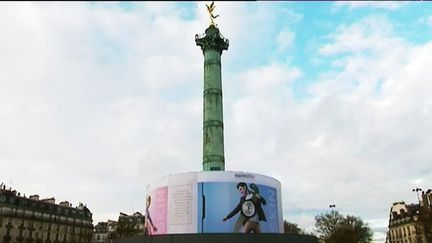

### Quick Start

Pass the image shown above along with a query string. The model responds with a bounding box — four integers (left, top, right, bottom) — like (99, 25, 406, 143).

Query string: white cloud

(0, 2, 204, 222)
(319, 16, 404, 56)
(298, 17, 431, 241)
(277, 29, 295, 52)
(226, 15, 432, 242)
(0, 1, 299, 224)
(428, 16, 432, 28)
(334, 1, 406, 10)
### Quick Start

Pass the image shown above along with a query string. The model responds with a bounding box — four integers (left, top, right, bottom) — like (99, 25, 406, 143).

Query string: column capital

(195, 25, 229, 54)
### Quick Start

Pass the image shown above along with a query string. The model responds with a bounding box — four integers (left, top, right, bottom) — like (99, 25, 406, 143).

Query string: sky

(1, 1, 431, 242)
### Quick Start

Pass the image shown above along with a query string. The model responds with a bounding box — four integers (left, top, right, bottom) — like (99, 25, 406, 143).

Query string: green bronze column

(195, 25, 229, 171)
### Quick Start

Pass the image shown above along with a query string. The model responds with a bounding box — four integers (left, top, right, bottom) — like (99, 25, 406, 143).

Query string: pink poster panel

(147, 187, 168, 235)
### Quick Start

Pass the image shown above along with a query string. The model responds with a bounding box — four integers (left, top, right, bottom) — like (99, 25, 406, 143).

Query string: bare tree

(315, 211, 373, 243)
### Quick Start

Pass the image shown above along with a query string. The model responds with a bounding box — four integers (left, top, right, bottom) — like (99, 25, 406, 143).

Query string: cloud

(224, 14, 432, 242)
(277, 29, 295, 52)
(0, 1, 204, 222)
(319, 16, 405, 56)
(284, 16, 432, 241)
(334, 1, 406, 10)
(428, 16, 432, 28)
(0, 1, 302, 224)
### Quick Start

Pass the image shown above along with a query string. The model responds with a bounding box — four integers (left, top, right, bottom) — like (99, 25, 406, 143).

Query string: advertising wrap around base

(145, 171, 283, 234)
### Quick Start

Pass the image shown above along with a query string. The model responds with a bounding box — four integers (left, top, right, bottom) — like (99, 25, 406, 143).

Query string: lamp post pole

(329, 204, 337, 227)
(329, 204, 336, 213)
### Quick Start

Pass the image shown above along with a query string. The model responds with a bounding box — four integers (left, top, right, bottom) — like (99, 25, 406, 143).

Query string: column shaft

(203, 50, 224, 171)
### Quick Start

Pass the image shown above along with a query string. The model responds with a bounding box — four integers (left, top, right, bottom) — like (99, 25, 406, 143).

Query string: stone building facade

(117, 212, 144, 234)
(92, 220, 116, 243)
(92, 222, 108, 243)
(0, 186, 93, 243)
(386, 190, 432, 243)
(92, 212, 143, 243)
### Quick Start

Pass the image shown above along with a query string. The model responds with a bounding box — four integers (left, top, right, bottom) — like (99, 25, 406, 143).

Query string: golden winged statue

(206, 1, 220, 26)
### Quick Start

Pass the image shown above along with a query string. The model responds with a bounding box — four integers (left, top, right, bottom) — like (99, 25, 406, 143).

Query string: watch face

(241, 200, 256, 218)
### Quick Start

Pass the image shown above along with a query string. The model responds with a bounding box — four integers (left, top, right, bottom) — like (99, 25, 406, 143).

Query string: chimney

(41, 197, 55, 204)
(421, 191, 427, 207)
(59, 201, 70, 207)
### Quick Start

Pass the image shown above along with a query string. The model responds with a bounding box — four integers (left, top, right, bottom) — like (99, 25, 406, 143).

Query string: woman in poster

(223, 182, 267, 233)
(144, 196, 158, 235)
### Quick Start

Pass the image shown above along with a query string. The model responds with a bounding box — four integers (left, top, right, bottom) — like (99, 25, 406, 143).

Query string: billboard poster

(197, 181, 280, 233)
(145, 186, 168, 235)
(145, 171, 282, 234)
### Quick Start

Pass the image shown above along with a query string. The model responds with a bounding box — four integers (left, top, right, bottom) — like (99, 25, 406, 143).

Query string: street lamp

(329, 204, 336, 213)
(329, 204, 337, 226)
